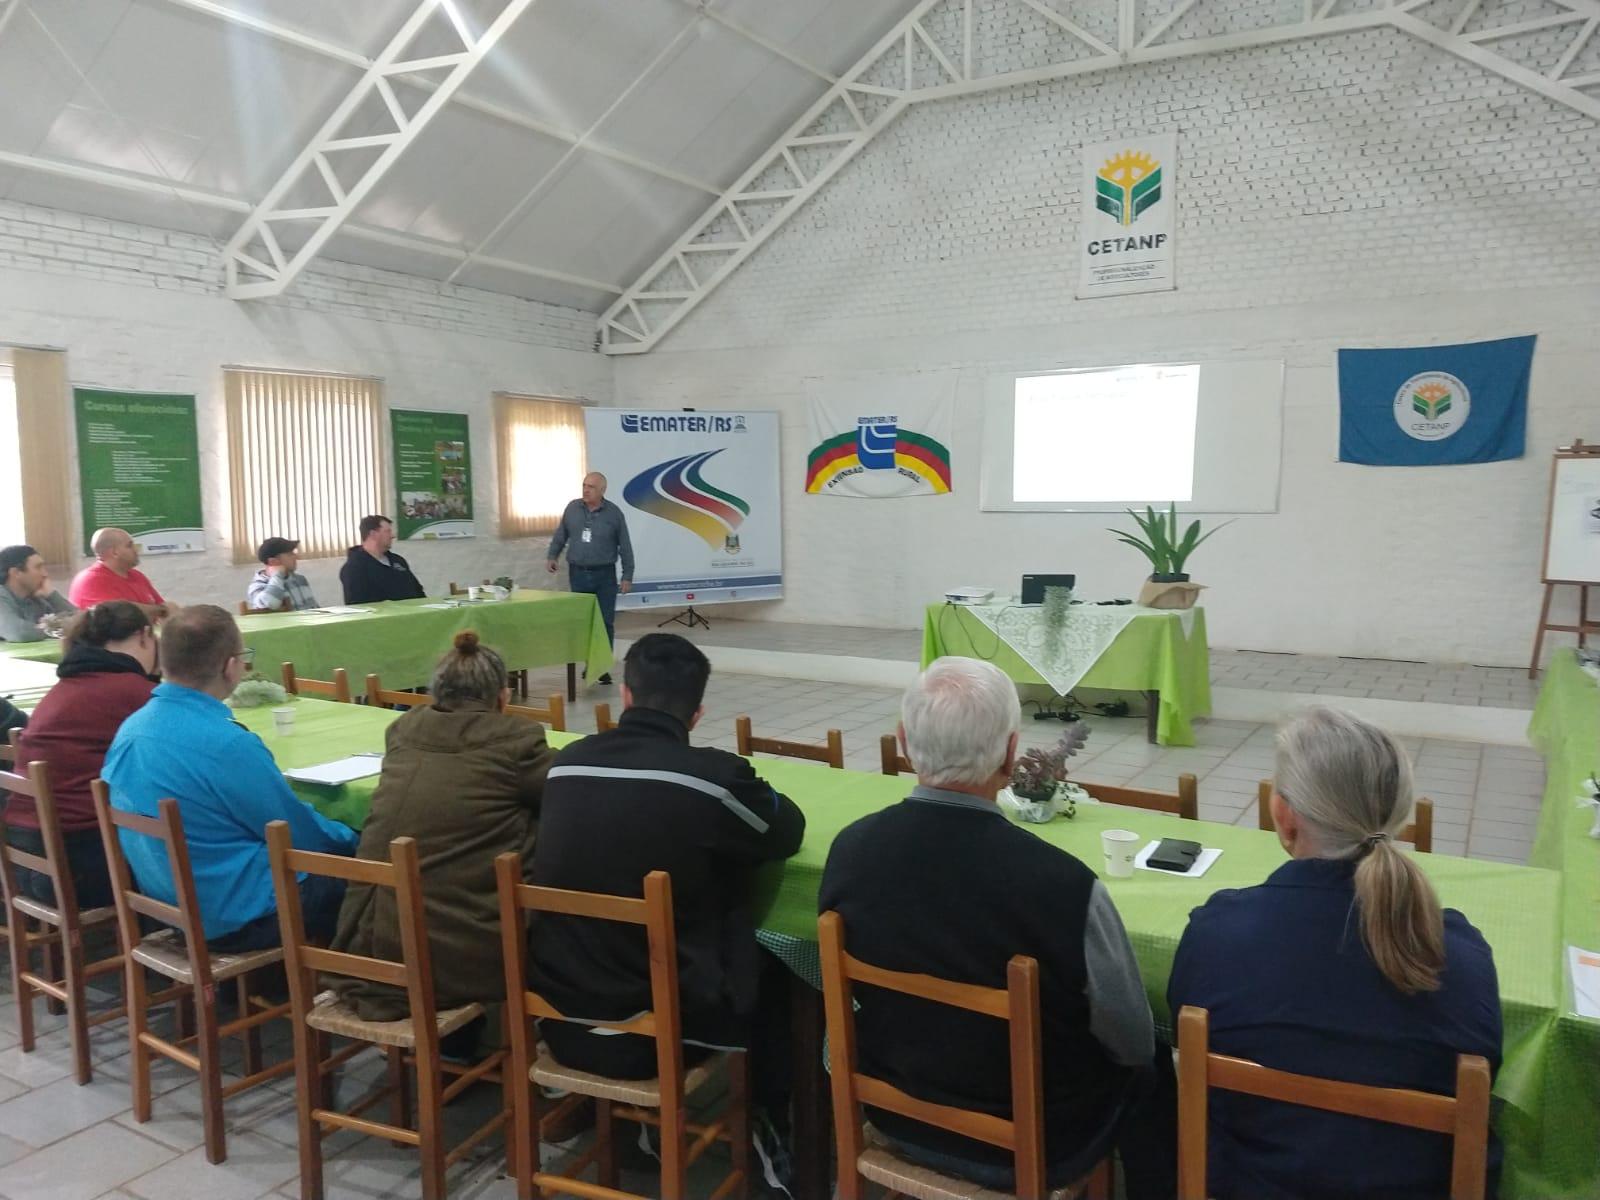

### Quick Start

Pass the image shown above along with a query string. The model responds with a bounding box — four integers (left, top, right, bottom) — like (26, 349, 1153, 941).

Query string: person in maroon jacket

(6, 601, 159, 909)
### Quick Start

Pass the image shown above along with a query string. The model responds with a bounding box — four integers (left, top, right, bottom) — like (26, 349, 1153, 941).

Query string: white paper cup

(271, 706, 296, 735)
(1101, 829, 1140, 878)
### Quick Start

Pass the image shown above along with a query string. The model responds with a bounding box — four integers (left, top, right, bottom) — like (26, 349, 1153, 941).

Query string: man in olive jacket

(331, 632, 550, 1024)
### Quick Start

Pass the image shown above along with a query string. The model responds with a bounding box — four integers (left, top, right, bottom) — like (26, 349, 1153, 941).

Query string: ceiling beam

(149, 0, 724, 195)
(0, 147, 623, 297)
(223, 0, 545, 299)
(686, 1, 839, 84)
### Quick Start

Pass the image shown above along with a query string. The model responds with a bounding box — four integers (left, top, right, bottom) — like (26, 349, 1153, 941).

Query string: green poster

(73, 387, 204, 555)
(391, 409, 474, 540)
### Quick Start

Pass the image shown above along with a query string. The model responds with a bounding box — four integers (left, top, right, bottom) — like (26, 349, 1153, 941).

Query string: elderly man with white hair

(819, 656, 1175, 1198)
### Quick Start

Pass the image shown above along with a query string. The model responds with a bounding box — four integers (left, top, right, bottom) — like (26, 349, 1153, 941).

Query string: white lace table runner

(960, 603, 1194, 696)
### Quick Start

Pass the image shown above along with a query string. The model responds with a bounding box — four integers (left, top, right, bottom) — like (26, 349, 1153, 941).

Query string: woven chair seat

(857, 1124, 1080, 1200)
(130, 928, 283, 984)
(531, 1043, 722, 1107)
(304, 991, 484, 1049)
(11, 897, 117, 926)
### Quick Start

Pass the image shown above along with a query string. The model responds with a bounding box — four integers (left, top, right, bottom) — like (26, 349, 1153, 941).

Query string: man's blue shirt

(103, 682, 358, 939)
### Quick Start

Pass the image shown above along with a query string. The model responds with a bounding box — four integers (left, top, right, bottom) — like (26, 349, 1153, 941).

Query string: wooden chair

(879, 733, 913, 777)
(1082, 773, 1199, 821)
(266, 822, 510, 1200)
(92, 784, 294, 1164)
(239, 599, 290, 615)
(594, 702, 616, 732)
(366, 673, 433, 710)
(0, 756, 124, 1084)
(495, 858, 752, 1200)
(450, 582, 528, 695)
(1176, 1005, 1490, 1200)
(735, 715, 844, 769)
(1256, 782, 1433, 852)
(506, 694, 566, 732)
(281, 662, 352, 704)
(818, 910, 1112, 1200)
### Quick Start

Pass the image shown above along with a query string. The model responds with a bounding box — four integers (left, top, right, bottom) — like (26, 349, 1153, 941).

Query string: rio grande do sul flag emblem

(1078, 133, 1177, 299)
(804, 372, 956, 498)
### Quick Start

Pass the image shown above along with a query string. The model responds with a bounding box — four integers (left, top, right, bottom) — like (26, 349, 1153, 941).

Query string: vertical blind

(225, 368, 386, 564)
(11, 349, 73, 565)
(496, 393, 586, 538)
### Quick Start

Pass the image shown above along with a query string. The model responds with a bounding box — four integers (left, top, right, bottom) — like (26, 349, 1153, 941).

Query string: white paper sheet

(283, 755, 383, 786)
(306, 606, 373, 615)
(1133, 839, 1222, 878)
(1569, 946, 1600, 1019)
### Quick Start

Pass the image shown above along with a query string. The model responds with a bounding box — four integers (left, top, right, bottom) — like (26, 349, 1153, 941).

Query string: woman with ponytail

(330, 630, 552, 1049)
(1168, 706, 1502, 1200)
(7, 602, 158, 909)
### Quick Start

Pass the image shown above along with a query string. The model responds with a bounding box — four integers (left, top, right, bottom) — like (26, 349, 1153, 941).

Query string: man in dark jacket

(528, 633, 804, 1117)
(819, 656, 1175, 1199)
(339, 514, 426, 604)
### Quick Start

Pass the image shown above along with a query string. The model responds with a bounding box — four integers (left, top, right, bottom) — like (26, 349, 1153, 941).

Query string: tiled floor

(0, 623, 1552, 1199)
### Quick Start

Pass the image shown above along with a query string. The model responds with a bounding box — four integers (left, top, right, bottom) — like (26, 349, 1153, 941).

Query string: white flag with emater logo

(1077, 133, 1177, 299)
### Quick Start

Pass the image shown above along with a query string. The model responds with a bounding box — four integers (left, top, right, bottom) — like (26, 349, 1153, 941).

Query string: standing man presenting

(547, 472, 633, 686)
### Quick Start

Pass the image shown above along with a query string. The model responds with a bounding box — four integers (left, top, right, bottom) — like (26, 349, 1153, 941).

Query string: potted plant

(1004, 723, 1091, 823)
(1109, 503, 1232, 608)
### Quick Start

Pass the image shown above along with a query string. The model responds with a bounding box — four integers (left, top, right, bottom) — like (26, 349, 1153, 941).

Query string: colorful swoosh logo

(623, 450, 751, 549)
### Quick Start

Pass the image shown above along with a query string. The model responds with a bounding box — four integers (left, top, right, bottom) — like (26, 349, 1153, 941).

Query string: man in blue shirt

(546, 472, 634, 685)
(103, 604, 358, 951)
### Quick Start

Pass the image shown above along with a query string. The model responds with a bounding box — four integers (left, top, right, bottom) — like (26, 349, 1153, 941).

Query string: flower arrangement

(1109, 503, 1232, 581)
(493, 576, 515, 592)
(1004, 722, 1091, 823)
(230, 676, 288, 709)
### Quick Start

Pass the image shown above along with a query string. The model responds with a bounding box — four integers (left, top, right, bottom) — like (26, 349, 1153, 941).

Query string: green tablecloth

(248, 696, 1579, 1196)
(0, 589, 613, 689)
(921, 604, 1211, 745)
(1523, 651, 1600, 1199)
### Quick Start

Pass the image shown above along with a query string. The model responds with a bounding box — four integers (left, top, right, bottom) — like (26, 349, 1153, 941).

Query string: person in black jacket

(339, 514, 426, 604)
(819, 656, 1176, 1199)
(528, 633, 804, 1131)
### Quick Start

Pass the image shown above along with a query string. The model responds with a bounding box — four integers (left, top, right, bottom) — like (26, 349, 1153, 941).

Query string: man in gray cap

(247, 537, 319, 612)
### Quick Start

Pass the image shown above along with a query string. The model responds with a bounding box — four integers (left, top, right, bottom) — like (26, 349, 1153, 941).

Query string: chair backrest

(281, 662, 352, 704)
(1082, 773, 1198, 821)
(1176, 1005, 1490, 1200)
(0, 757, 80, 918)
(878, 733, 913, 777)
(265, 822, 442, 1050)
(496, 859, 690, 1165)
(92, 782, 222, 990)
(241, 599, 291, 615)
(506, 694, 567, 732)
(448, 580, 493, 596)
(365, 674, 431, 709)
(735, 715, 844, 769)
(594, 703, 616, 733)
(1256, 781, 1432, 852)
(818, 910, 1049, 1199)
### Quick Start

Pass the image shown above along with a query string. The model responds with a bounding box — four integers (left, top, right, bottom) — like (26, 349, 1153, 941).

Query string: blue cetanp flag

(1338, 335, 1535, 466)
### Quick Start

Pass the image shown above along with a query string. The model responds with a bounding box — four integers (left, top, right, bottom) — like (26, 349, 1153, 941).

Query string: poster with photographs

(391, 409, 474, 539)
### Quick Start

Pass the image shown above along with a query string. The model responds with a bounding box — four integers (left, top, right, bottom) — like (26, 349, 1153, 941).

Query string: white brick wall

(2, 204, 609, 610)
(615, 23, 1600, 667)
(0, 200, 596, 354)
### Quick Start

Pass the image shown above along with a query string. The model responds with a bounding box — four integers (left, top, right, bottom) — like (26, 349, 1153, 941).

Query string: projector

(945, 587, 995, 605)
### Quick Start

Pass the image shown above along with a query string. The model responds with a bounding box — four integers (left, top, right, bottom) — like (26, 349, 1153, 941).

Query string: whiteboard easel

(1530, 440, 1600, 677)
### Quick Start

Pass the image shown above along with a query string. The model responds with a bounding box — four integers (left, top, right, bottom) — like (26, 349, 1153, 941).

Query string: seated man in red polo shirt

(68, 528, 170, 618)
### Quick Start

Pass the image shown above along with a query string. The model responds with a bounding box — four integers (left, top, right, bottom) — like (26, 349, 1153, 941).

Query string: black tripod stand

(658, 606, 710, 630)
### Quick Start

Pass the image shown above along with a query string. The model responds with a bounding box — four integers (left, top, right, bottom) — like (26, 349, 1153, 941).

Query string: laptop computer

(1020, 574, 1076, 605)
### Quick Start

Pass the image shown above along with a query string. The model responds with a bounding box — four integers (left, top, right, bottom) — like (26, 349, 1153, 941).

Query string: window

(225, 368, 386, 564)
(0, 366, 21, 547)
(495, 393, 586, 537)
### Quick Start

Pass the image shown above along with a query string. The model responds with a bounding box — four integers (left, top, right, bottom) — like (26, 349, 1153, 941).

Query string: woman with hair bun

(6, 601, 159, 909)
(1167, 706, 1502, 1200)
(330, 630, 552, 1049)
